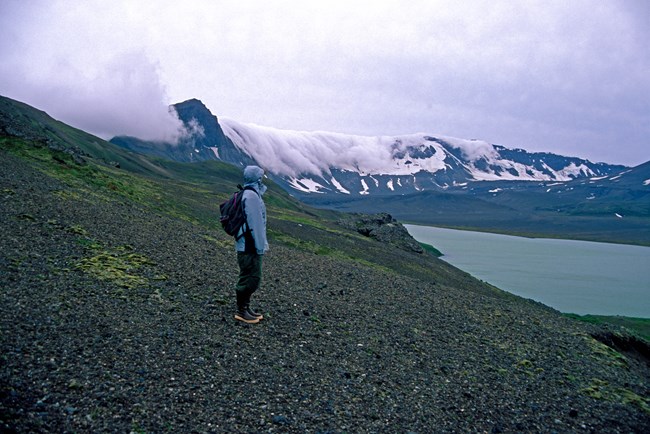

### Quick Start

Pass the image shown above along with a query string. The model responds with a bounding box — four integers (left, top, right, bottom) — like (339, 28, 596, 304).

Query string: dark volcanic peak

(110, 98, 252, 166)
(172, 98, 213, 123)
(175, 97, 208, 108)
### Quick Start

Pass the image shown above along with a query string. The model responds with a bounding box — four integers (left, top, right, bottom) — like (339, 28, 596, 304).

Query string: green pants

(235, 252, 263, 306)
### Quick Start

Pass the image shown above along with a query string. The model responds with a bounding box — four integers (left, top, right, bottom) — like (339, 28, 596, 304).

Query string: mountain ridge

(110, 98, 629, 196)
(218, 116, 627, 196)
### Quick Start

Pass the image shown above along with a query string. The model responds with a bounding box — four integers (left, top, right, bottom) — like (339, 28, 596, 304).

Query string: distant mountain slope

(219, 117, 626, 196)
(307, 161, 650, 246)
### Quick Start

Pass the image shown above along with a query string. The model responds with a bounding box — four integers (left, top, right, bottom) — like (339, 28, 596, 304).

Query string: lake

(404, 225, 650, 318)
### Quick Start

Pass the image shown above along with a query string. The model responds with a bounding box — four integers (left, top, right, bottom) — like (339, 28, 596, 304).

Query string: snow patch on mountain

(288, 177, 326, 193)
(609, 170, 632, 181)
(359, 179, 371, 195)
(557, 162, 597, 179)
(330, 176, 350, 194)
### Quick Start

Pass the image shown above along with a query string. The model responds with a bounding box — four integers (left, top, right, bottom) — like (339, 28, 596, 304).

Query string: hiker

(234, 165, 269, 324)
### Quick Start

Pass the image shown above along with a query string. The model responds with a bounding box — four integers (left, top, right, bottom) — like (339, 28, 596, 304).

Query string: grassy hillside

(565, 315, 650, 342)
(0, 96, 179, 178)
(1, 99, 649, 432)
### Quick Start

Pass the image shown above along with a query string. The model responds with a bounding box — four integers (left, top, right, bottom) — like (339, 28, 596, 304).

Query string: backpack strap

(241, 185, 260, 196)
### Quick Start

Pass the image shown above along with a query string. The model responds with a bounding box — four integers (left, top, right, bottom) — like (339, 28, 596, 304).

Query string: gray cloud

(1, 0, 648, 165)
(0, 2, 185, 142)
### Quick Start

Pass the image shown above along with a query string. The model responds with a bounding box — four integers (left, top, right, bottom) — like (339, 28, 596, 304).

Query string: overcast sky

(1, 0, 648, 166)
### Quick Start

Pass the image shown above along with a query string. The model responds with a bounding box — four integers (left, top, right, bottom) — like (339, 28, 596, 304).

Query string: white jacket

(235, 166, 269, 255)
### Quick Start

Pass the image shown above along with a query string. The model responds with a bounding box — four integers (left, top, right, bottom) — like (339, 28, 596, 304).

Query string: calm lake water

(405, 225, 650, 318)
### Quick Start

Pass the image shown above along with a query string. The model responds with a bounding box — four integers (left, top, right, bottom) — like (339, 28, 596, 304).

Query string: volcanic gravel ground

(1, 151, 649, 433)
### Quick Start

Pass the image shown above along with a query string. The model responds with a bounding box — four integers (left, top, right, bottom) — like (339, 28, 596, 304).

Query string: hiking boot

(234, 308, 260, 324)
(247, 306, 264, 320)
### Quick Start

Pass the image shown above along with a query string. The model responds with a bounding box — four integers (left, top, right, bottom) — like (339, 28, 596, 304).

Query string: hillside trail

(1, 150, 649, 433)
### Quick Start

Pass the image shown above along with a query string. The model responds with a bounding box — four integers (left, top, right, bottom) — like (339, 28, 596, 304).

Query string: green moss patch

(76, 246, 155, 289)
(581, 378, 649, 414)
(586, 336, 629, 369)
(419, 242, 443, 257)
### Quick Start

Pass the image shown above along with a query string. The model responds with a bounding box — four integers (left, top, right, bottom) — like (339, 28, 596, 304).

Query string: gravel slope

(1, 150, 649, 433)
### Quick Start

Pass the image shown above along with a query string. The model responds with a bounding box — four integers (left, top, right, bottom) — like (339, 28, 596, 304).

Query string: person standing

(234, 165, 269, 324)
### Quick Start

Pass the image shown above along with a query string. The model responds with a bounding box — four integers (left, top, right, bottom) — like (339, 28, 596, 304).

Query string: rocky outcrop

(337, 212, 424, 254)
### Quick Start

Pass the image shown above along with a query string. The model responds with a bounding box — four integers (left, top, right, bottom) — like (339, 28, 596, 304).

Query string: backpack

(219, 185, 258, 239)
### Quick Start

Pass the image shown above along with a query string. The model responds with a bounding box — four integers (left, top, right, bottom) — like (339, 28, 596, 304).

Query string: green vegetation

(585, 335, 629, 369)
(2, 130, 459, 289)
(419, 242, 443, 257)
(75, 244, 156, 290)
(565, 314, 650, 341)
(580, 379, 650, 415)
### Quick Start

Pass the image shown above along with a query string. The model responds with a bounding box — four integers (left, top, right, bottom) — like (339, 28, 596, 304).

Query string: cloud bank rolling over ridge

(220, 117, 502, 178)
